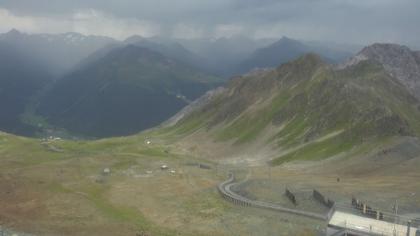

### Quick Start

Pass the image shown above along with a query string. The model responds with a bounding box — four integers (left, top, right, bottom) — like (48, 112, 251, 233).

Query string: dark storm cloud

(0, 0, 419, 47)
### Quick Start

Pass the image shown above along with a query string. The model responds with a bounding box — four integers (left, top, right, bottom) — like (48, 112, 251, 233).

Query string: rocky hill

(166, 53, 420, 164)
(344, 43, 420, 100)
(236, 37, 353, 74)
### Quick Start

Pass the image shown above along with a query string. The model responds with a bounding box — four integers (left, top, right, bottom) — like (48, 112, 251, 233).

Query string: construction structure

(217, 173, 420, 236)
(327, 208, 420, 236)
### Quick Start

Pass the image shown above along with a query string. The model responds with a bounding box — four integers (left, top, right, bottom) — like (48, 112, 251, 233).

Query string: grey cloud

(0, 0, 419, 47)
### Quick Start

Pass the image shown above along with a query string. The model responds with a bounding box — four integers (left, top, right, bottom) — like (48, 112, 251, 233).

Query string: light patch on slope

(273, 129, 345, 161)
(218, 124, 287, 167)
(335, 54, 368, 70)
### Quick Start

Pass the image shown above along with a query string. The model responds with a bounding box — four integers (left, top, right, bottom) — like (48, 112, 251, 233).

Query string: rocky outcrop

(353, 43, 420, 100)
(163, 87, 227, 127)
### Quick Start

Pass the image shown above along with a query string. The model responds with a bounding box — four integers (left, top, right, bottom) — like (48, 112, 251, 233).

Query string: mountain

(0, 42, 52, 136)
(74, 34, 355, 79)
(36, 45, 222, 138)
(123, 36, 207, 73)
(165, 53, 420, 164)
(0, 29, 116, 77)
(236, 37, 354, 74)
(73, 35, 209, 77)
(302, 40, 362, 62)
(343, 43, 420, 100)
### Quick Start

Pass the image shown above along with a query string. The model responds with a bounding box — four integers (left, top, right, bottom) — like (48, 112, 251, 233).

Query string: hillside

(0, 42, 52, 136)
(165, 53, 420, 164)
(124, 36, 205, 71)
(36, 45, 221, 138)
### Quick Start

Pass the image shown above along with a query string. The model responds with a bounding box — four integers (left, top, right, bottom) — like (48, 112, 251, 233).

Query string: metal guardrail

(217, 173, 420, 235)
(217, 173, 327, 221)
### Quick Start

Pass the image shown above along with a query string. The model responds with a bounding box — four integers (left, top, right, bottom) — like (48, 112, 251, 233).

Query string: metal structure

(327, 210, 418, 236)
(217, 173, 420, 236)
(285, 188, 298, 206)
(218, 173, 328, 220)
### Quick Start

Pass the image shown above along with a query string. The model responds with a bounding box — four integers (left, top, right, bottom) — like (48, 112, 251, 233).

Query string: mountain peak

(7, 28, 21, 35)
(279, 36, 293, 41)
(3, 28, 24, 39)
(282, 53, 325, 69)
(360, 43, 413, 58)
(298, 52, 323, 62)
(124, 35, 146, 44)
(169, 42, 420, 162)
(236, 37, 311, 74)
(273, 36, 303, 46)
(107, 45, 165, 61)
(351, 43, 420, 100)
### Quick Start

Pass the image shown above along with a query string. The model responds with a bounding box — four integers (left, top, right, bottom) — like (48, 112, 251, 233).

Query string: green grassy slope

(0, 131, 226, 236)
(0, 129, 331, 236)
(167, 54, 420, 164)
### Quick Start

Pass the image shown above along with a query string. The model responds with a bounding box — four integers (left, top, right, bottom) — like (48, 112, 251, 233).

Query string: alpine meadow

(1, 1, 420, 236)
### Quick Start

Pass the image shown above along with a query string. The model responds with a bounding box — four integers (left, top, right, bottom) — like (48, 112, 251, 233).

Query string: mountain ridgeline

(37, 45, 221, 138)
(345, 43, 420, 100)
(167, 51, 420, 164)
(0, 29, 116, 77)
(1, 28, 419, 146)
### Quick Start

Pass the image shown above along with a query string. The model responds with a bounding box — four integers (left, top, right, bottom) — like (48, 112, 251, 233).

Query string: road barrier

(285, 188, 297, 206)
(313, 189, 335, 208)
(217, 173, 327, 221)
(351, 197, 384, 220)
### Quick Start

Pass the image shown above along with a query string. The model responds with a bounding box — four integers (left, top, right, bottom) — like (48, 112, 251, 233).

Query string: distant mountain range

(165, 44, 420, 163)
(0, 29, 116, 77)
(0, 30, 223, 137)
(178, 36, 359, 77)
(4, 29, 407, 140)
(0, 29, 359, 79)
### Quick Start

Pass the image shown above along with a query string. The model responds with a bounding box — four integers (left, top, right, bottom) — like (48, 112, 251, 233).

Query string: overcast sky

(0, 0, 419, 47)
